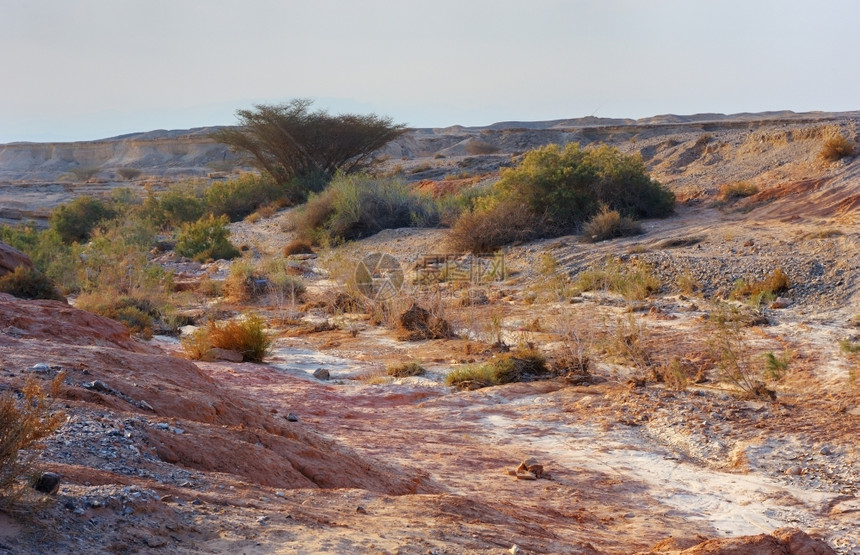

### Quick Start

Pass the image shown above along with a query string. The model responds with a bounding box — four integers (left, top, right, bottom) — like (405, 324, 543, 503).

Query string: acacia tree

(213, 99, 407, 201)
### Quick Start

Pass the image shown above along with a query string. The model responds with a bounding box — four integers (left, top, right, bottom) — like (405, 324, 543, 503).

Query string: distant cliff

(0, 127, 240, 182)
(2, 110, 857, 185)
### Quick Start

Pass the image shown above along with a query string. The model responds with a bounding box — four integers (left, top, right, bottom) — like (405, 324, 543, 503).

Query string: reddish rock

(0, 293, 430, 495)
(0, 241, 35, 277)
(643, 527, 836, 554)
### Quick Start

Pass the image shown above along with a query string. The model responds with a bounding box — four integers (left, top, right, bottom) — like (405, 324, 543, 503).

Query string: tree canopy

(214, 99, 407, 196)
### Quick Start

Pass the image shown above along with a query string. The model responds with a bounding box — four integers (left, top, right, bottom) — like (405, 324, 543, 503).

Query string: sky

(1, 0, 859, 143)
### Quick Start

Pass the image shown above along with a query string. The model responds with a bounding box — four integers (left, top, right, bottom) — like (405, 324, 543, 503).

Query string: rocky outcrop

(0, 241, 34, 277)
(643, 528, 836, 554)
(0, 293, 431, 495)
(0, 127, 239, 182)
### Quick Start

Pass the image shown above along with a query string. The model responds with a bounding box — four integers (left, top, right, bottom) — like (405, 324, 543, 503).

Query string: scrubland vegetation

(0, 124, 824, 403)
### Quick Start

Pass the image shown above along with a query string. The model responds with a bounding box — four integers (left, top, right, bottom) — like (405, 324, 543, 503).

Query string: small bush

(446, 349, 548, 390)
(181, 328, 214, 361)
(496, 142, 674, 229)
(204, 314, 272, 362)
(840, 338, 860, 355)
(117, 168, 142, 181)
(283, 239, 315, 256)
(763, 351, 791, 380)
(50, 196, 117, 244)
(464, 140, 500, 155)
(0, 267, 65, 301)
(141, 186, 207, 229)
(68, 166, 100, 181)
(603, 315, 656, 377)
(730, 268, 790, 303)
(224, 260, 258, 302)
(676, 271, 701, 295)
(708, 304, 775, 399)
(267, 273, 306, 302)
(0, 226, 80, 293)
(717, 182, 759, 203)
(76, 293, 160, 338)
(446, 142, 673, 250)
(386, 361, 426, 377)
(582, 205, 642, 242)
(175, 215, 240, 262)
(396, 303, 453, 341)
(205, 173, 284, 221)
(0, 375, 64, 507)
(819, 133, 855, 162)
(294, 174, 439, 243)
(446, 201, 541, 253)
(575, 258, 661, 301)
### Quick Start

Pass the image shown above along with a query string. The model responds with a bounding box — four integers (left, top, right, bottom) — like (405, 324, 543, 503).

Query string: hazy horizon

(2, 0, 860, 144)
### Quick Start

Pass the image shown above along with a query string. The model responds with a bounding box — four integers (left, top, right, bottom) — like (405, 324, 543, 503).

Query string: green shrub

(582, 205, 642, 242)
(386, 361, 426, 377)
(0, 225, 82, 294)
(213, 100, 406, 192)
(708, 304, 775, 399)
(76, 217, 170, 301)
(50, 196, 117, 244)
(141, 186, 206, 229)
(294, 174, 439, 243)
(205, 314, 272, 362)
(763, 351, 791, 380)
(445, 349, 548, 390)
(76, 293, 161, 338)
(819, 133, 855, 161)
(175, 215, 240, 262)
(447, 142, 673, 250)
(204, 173, 284, 221)
(0, 267, 65, 301)
(575, 258, 661, 300)
(497, 143, 674, 228)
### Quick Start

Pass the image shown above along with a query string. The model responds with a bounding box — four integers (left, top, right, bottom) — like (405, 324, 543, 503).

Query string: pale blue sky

(1, 0, 858, 143)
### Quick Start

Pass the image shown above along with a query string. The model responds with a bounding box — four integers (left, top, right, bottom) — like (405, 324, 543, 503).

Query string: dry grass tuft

(819, 133, 855, 162)
(582, 205, 641, 243)
(445, 348, 548, 390)
(183, 314, 272, 362)
(730, 268, 790, 304)
(0, 375, 65, 508)
(283, 239, 315, 257)
(575, 258, 661, 301)
(717, 182, 759, 203)
(386, 361, 426, 378)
